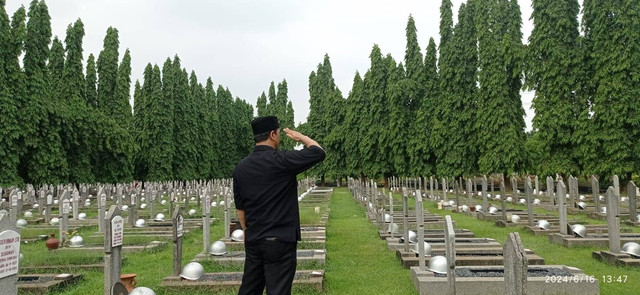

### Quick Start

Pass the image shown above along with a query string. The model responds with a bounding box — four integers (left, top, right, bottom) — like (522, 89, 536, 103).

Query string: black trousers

(238, 238, 297, 295)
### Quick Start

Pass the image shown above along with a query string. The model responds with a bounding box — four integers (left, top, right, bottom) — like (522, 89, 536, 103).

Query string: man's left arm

(237, 209, 246, 231)
(232, 173, 246, 231)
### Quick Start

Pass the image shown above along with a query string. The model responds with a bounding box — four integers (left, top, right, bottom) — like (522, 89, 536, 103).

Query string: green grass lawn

(324, 188, 417, 295)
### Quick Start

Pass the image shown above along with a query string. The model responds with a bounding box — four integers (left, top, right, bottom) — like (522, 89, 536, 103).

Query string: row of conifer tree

(303, 0, 640, 184)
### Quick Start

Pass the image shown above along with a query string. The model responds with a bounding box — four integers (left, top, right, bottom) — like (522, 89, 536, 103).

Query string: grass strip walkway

(324, 188, 417, 295)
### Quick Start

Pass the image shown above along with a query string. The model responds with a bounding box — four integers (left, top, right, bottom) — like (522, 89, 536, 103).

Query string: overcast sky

(6, 0, 538, 129)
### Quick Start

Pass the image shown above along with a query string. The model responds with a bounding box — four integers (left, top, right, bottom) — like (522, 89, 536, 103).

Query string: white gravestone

(0, 213, 20, 294)
(104, 205, 123, 295)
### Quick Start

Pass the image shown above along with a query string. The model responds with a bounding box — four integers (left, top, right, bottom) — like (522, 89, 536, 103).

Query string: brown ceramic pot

(45, 232, 59, 250)
(120, 274, 137, 292)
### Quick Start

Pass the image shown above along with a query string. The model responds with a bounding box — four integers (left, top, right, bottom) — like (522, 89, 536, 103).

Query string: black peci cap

(251, 116, 279, 135)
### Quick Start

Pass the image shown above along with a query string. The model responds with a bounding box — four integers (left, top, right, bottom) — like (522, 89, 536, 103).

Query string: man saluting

(233, 116, 325, 295)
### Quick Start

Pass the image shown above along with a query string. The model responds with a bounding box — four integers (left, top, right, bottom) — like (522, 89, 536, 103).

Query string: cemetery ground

(386, 189, 640, 295)
(15, 187, 640, 294)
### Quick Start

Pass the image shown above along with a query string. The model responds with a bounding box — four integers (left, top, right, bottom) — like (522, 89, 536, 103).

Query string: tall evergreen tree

(525, 0, 581, 176)
(0, 2, 24, 185)
(307, 54, 344, 182)
(267, 82, 276, 115)
(97, 27, 119, 113)
(432, 1, 479, 177)
(475, 0, 526, 174)
(579, 0, 640, 179)
(204, 77, 221, 178)
(190, 71, 212, 179)
(390, 15, 424, 177)
(95, 30, 133, 182)
(344, 72, 365, 177)
(256, 91, 267, 117)
(47, 37, 64, 102)
(360, 45, 391, 178)
(146, 63, 172, 180)
(85, 53, 97, 108)
(172, 57, 198, 181)
(216, 85, 236, 176)
(114, 48, 132, 127)
(21, 0, 68, 184)
(132, 78, 146, 180)
(61, 19, 94, 183)
(276, 80, 295, 149)
(233, 97, 255, 163)
(386, 61, 410, 176)
(409, 38, 438, 176)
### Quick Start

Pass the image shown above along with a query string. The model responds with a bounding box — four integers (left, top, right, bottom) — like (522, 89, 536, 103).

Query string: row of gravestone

(351, 180, 601, 295)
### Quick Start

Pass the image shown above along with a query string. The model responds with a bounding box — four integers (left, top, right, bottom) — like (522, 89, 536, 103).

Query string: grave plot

(192, 249, 326, 267)
(548, 183, 640, 248)
(159, 187, 330, 293)
(159, 270, 324, 292)
(354, 183, 458, 239)
(380, 192, 545, 269)
(50, 234, 165, 254)
(591, 185, 640, 267)
(358, 177, 600, 294)
(17, 273, 84, 295)
(410, 230, 600, 295)
(586, 177, 640, 221)
(0, 206, 83, 294)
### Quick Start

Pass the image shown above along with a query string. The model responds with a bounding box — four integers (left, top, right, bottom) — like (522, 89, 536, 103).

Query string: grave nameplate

(62, 199, 70, 215)
(111, 216, 124, 247)
(0, 213, 19, 294)
(0, 230, 20, 279)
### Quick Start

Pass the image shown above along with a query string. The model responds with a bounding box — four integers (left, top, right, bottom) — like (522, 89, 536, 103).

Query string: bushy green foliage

(525, 0, 582, 177)
(578, 0, 640, 180)
(256, 79, 296, 149)
(21, 0, 68, 185)
(475, 0, 527, 175)
(0, 2, 24, 185)
(307, 54, 345, 181)
(431, 1, 479, 177)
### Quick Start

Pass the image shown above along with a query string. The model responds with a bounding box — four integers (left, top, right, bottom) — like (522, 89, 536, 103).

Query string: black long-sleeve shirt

(232, 145, 325, 243)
